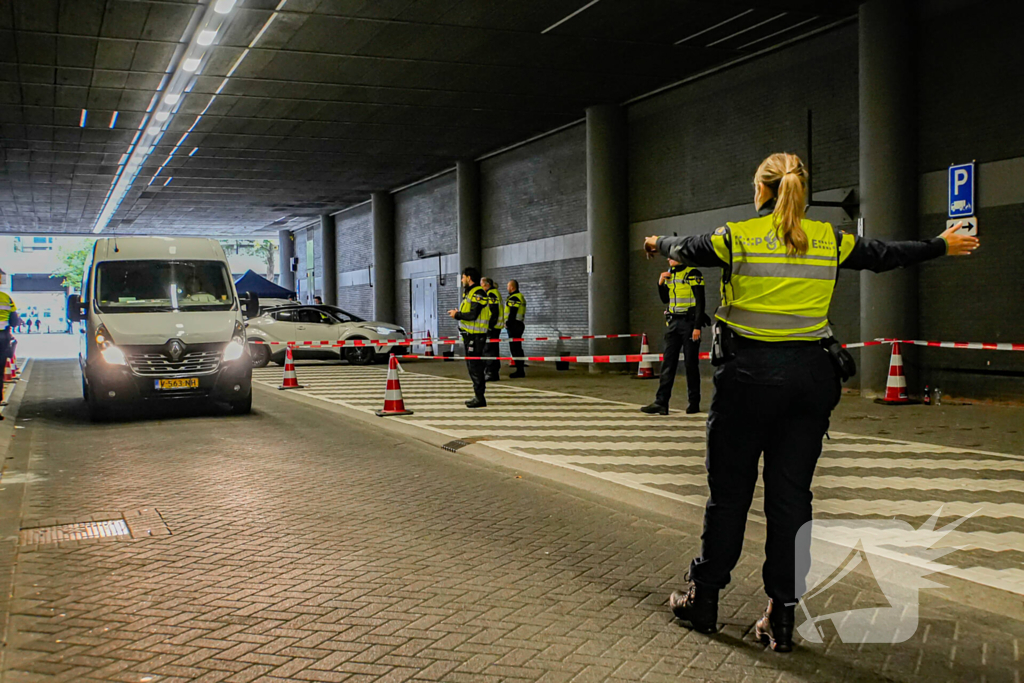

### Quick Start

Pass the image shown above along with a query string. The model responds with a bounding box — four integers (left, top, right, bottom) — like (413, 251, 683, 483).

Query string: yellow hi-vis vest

(666, 267, 702, 314)
(458, 285, 492, 334)
(486, 289, 505, 329)
(712, 215, 851, 342)
(0, 291, 16, 331)
(505, 291, 526, 323)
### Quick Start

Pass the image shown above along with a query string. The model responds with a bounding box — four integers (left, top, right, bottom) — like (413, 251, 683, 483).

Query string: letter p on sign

(948, 162, 974, 218)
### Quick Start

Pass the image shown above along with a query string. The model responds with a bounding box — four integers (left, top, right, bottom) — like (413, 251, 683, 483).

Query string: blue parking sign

(948, 162, 974, 218)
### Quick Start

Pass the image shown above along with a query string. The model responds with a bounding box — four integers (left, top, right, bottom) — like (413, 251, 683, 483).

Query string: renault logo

(167, 340, 184, 361)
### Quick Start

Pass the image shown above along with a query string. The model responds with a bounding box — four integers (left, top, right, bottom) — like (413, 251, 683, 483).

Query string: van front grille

(128, 350, 221, 376)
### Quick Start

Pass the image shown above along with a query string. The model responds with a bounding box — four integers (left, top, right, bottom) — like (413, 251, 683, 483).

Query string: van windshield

(95, 260, 235, 313)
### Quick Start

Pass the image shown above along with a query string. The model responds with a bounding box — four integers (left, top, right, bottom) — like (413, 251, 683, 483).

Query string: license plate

(155, 378, 199, 390)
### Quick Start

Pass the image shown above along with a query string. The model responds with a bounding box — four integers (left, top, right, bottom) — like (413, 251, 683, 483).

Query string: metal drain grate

(441, 439, 471, 452)
(20, 519, 130, 545)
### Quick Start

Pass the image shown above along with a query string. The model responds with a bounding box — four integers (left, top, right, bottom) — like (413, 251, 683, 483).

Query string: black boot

(465, 397, 487, 409)
(668, 583, 718, 634)
(509, 370, 526, 379)
(640, 403, 669, 415)
(755, 599, 795, 652)
(685, 403, 700, 414)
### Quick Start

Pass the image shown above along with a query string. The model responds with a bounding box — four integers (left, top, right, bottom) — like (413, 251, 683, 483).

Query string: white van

(67, 237, 257, 420)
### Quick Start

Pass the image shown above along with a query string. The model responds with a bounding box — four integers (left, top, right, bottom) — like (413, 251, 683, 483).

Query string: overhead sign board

(948, 162, 974, 218)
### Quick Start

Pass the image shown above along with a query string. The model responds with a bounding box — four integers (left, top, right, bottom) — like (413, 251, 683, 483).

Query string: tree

(252, 239, 277, 280)
(52, 240, 94, 291)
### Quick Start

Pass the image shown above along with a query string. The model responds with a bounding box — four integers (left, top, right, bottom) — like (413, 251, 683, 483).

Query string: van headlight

(95, 324, 127, 365)
(362, 325, 397, 336)
(223, 321, 247, 362)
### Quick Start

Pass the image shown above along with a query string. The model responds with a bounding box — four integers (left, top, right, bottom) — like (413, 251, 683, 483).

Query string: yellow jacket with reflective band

(666, 267, 702, 314)
(505, 291, 526, 324)
(0, 291, 16, 330)
(486, 288, 505, 329)
(711, 214, 854, 342)
(458, 285, 492, 334)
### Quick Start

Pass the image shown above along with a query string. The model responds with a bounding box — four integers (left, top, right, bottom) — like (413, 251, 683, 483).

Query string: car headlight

(94, 324, 127, 365)
(363, 325, 397, 336)
(223, 321, 247, 361)
(101, 345, 127, 365)
(223, 338, 245, 362)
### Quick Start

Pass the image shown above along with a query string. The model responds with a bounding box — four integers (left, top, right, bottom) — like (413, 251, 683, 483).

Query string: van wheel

(229, 391, 252, 415)
(87, 393, 109, 422)
(250, 344, 270, 368)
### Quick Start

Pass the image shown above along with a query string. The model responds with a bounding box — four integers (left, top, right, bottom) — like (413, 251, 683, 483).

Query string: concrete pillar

(586, 104, 629, 361)
(457, 159, 481, 276)
(859, 0, 918, 393)
(278, 229, 294, 291)
(319, 214, 337, 305)
(372, 191, 395, 322)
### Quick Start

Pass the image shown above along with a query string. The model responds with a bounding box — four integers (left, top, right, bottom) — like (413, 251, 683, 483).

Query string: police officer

(642, 259, 707, 415)
(447, 267, 491, 408)
(0, 279, 18, 417)
(644, 153, 979, 652)
(480, 277, 504, 382)
(505, 280, 526, 379)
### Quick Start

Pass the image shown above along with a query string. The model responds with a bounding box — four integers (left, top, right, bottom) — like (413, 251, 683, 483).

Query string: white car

(245, 304, 408, 367)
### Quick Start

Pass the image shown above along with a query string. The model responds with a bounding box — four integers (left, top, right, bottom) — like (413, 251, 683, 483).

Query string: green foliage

(219, 239, 278, 278)
(51, 240, 94, 290)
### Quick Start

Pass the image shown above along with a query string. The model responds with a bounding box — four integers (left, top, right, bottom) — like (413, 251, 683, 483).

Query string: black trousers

(689, 341, 841, 605)
(506, 320, 525, 372)
(656, 316, 701, 408)
(463, 333, 487, 398)
(485, 329, 501, 379)
(0, 335, 10, 398)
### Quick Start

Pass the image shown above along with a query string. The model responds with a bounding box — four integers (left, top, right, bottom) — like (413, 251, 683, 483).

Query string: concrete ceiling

(0, 0, 860, 236)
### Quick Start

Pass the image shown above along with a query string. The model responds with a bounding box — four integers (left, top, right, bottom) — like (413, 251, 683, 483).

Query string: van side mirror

(66, 294, 86, 323)
(240, 291, 260, 319)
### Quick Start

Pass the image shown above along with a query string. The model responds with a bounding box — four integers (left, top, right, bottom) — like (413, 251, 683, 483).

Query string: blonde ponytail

(754, 153, 808, 255)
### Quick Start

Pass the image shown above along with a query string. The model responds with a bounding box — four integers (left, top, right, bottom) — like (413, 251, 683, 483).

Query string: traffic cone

(3, 359, 14, 384)
(376, 355, 414, 417)
(278, 346, 304, 390)
(874, 342, 910, 404)
(423, 330, 434, 357)
(9, 350, 17, 379)
(635, 333, 655, 379)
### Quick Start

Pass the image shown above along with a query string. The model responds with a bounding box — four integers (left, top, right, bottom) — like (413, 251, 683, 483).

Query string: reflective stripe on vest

(667, 268, 696, 313)
(487, 289, 505, 329)
(715, 215, 837, 342)
(505, 292, 525, 323)
(458, 285, 491, 334)
(0, 292, 13, 324)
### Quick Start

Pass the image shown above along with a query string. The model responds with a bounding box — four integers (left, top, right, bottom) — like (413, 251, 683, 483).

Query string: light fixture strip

(674, 9, 754, 45)
(541, 0, 602, 34)
(706, 12, 787, 48)
(92, 0, 237, 233)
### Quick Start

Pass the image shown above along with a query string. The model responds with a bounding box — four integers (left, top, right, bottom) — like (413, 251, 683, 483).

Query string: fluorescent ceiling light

(155, 111, 170, 122)
(79, 109, 87, 127)
(147, 126, 162, 135)
(165, 93, 181, 105)
(182, 57, 201, 72)
(164, 177, 173, 186)
(189, 147, 199, 156)
(214, 0, 236, 13)
(109, 111, 118, 128)
(541, 0, 602, 34)
(197, 30, 217, 46)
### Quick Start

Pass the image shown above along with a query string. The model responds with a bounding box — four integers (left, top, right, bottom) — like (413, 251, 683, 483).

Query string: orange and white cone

(376, 355, 414, 417)
(278, 346, 304, 390)
(635, 333, 655, 379)
(3, 359, 14, 384)
(875, 342, 909, 404)
(9, 351, 17, 379)
(423, 330, 434, 357)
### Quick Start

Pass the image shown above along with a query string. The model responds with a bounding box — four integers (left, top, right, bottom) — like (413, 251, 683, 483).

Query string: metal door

(411, 277, 438, 354)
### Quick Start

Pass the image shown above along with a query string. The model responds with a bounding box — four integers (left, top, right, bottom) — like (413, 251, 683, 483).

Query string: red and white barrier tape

(250, 332, 643, 349)
(877, 338, 1024, 351)
(394, 354, 677, 363)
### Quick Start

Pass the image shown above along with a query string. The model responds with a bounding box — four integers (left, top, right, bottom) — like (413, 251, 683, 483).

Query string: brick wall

(481, 124, 587, 247)
(335, 204, 374, 319)
(395, 173, 457, 263)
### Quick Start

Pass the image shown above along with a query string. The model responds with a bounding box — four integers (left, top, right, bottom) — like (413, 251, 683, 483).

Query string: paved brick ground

(1, 360, 1022, 682)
